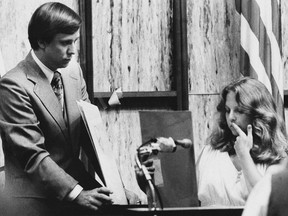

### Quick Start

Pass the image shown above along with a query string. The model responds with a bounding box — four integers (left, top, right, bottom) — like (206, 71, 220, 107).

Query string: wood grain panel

(0, 0, 78, 71)
(189, 94, 220, 160)
(92, 0, 173, 92)
(285, 109, 288, 135)
(100, 109, 147, 203)
(187, 0, 241, 159)
(282, 0, 288, 90)
(187, 0, 240, 94)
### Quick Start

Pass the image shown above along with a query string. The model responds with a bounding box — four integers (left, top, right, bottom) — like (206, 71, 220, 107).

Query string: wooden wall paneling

(187, 0, 241, 157)
(282, 0, 288, 134)
(0, 0, 79, 71)
(91, 0, 191, 111)
(0, 0, 40, 71)
(282, 0, 288, 90)
(189, 94, 220, 160)
(174, 0, 189, 110)
(285, 107, 288, 134)
(86, 0, 177, 202)
(79, 0, 94, 102)
(187, 0, 240, 94)
(91, 0, 173, 92)
(100, 110, 147, 203)
(93, 91, 177, 110)
(281, 1, 288, 134)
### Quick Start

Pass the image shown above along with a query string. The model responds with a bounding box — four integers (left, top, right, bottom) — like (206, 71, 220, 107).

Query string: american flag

(235, 0, 284, 117)
(0, 49, 5, 173)
(0, 49, 4, 174)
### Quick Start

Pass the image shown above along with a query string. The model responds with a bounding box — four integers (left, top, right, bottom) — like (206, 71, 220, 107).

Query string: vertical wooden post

(181, 0, 189, 110)
(173, 0, 188, 110)
(79, 0, 94, 103)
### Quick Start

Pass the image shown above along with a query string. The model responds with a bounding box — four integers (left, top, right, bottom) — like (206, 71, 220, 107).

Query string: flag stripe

(240, 0, 261, 39)
(240, 46, 258, 78)
(256, 0, 283, 98)
(236, 0, 284, 116)
(236, 0, 281, 48)
(241, 0, 274, 92)
(271, 0, 281, 49)
(240, 14, 272, 93)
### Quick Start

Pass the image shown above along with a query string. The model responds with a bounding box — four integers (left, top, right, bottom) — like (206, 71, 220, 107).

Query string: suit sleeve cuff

(66, 184, 83, 201)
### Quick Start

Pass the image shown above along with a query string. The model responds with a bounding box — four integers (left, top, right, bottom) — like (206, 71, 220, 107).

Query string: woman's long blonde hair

(209, 77, 287, 164)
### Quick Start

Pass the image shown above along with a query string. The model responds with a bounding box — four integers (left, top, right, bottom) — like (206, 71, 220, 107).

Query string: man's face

(41, 31, 79, 71)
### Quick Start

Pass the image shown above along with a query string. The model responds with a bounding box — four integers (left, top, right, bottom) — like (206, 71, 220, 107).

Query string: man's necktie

(51, 71, 64, 110)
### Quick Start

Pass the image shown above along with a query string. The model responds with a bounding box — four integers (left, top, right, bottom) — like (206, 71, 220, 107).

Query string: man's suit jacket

(268, 170, 288, 216)
(0, 52, 100, 202)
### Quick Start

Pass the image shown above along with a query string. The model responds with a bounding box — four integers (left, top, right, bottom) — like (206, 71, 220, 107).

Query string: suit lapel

(25, 53, 68, 139)
(61, 66, 81, 152)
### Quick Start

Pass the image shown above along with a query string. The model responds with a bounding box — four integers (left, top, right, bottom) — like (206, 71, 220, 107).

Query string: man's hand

(135, 159, 155, 192)
(135, 159, 155, 176)
(74, 187, 113, 211)
(124, 189, 141, 205)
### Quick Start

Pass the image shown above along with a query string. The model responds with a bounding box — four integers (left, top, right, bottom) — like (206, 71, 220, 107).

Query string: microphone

(138, 137, 192, 155)
(152, 137, 176, 152)
(174, 138, 193, 148)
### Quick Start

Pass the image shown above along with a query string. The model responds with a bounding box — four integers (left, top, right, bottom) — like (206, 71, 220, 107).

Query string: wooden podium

(65, 204, 243, 216)
(138, 111, 199, 208)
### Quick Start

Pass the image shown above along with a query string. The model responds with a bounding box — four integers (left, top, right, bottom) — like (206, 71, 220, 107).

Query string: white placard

(77, 100, 127, 204)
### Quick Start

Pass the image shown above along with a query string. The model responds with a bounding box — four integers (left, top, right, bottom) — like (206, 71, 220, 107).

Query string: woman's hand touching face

(232, 123, 253, 158)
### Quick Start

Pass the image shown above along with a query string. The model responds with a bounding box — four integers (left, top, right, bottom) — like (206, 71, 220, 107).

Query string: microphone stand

(135, 154, 157, 211)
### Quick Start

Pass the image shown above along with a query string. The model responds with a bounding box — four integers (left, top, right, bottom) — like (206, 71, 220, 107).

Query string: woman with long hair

(197, 77, 287, 206)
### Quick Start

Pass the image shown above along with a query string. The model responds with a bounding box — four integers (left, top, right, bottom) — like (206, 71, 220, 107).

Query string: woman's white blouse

(196, 145, 267, 207)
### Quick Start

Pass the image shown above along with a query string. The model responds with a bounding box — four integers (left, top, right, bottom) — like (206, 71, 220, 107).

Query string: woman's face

(225, 91, 251, 136)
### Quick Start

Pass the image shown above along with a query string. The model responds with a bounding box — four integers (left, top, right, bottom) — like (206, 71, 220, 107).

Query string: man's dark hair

(28, 2, 82, 50)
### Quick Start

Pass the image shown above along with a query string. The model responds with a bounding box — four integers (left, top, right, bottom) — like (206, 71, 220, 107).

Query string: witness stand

(63, 205, 244, 216)
(67, 110, 243, 216)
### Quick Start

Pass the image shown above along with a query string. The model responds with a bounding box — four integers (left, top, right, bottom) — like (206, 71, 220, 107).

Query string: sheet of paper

(77, 100, 127, 204)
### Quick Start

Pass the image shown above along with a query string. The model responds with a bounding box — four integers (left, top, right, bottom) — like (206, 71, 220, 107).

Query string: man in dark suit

(242, 160, 288, 216)
(0, 2, 113, 215)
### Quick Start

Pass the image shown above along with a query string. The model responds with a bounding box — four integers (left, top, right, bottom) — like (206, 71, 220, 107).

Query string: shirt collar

(31, 50, 61, 83)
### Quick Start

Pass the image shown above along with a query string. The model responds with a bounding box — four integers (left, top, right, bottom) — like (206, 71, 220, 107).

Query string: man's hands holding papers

(74, 187, 113, 211)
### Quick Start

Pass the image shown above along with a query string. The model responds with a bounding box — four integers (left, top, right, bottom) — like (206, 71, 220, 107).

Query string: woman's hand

(231, 123, 263, 190)
(232, 123, 253, 158)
